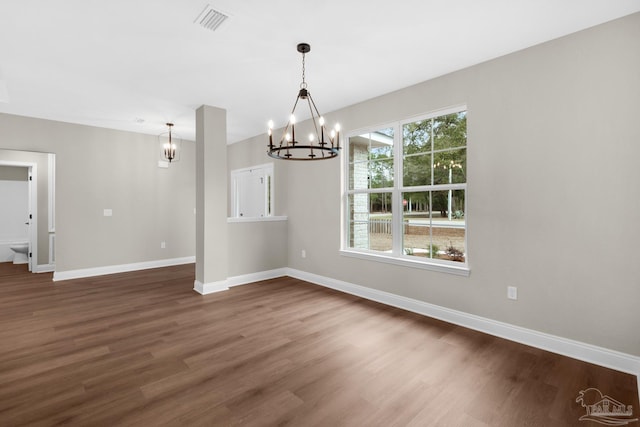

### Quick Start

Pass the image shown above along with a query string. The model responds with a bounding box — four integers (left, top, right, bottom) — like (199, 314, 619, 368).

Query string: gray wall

(226, 137, 289, 276)
(228, 221, 288, 277)
(0, 116, 196, 272)
(0, 149, 51, 265)
(236, 13, 640, 356)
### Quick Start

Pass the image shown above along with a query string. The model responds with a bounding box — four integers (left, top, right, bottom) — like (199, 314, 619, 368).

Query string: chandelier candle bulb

(267, 120, 274, 147)
(164, 144, 175, 160)
(319, 116, 325, 143)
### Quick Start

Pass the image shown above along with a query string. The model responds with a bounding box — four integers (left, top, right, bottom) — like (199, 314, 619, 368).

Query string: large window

(343, 106, 468, 274)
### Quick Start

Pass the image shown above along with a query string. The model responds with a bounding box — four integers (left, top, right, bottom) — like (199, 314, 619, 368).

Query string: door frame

(0, 160, 37, 272)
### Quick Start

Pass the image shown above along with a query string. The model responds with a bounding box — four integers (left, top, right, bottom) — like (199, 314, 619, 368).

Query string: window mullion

(398, 183, 467, 193)
(392, 122, 403, 256)
(428, 119, 434, 256)
(348, 187, 395, 195)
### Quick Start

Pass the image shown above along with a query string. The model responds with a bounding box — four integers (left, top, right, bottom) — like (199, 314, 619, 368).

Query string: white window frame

(230, 163, 274, 219)
(340, 105, 469, 276)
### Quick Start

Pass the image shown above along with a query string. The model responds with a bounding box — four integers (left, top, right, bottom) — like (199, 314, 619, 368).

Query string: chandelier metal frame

(267, 43, 340, 161)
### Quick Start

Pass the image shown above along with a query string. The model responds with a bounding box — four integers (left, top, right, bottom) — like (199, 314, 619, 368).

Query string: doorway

(0, 150, 55, 273)
(0, 161, 36, 271)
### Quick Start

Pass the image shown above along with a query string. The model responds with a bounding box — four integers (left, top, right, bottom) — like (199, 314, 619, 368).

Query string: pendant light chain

(300, 52, 307, 89)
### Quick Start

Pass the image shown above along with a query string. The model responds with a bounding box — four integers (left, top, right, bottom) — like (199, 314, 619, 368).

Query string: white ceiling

(0, 1, 638, 143)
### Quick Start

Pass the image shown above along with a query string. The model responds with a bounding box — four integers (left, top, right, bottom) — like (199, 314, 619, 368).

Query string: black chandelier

(267, 43, 341, 160)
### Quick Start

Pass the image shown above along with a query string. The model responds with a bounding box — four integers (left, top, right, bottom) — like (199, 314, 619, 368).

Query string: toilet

(9, 243, 29, 264)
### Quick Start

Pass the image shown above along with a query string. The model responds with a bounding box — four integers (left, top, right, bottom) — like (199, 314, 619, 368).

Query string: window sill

(339, 249, 470, 277)
(227, 216, 288, 223)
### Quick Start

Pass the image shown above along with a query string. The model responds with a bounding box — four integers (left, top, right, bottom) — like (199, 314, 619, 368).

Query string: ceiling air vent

(194, 5, 229, 32)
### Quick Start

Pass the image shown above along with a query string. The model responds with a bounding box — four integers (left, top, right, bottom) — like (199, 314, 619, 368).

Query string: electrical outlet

(301, 249, 306, 259)
(507, 286, 518, 300)
(161, 241, 166, 249)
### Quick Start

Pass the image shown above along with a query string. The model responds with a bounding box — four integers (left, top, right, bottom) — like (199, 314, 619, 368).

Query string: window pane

(433, 148, 466, 185)
(349, 161, 369, 190)
(402, 191, 435, 258)
(403, 119, 432, 155)
(432, 225, 465, 262)
(348, 193, 393, 252)
(432, 189, 465, 262)
(403, 153, 431, 187)
(370, 158, 394, 188)
(433, 188, 463, 220)
(371, 134, 394, 158)
(348, 129, 394, 160)
(349, 127, 394, 190)
(433, 111, 467, 150)
(403, 190, 466, 261)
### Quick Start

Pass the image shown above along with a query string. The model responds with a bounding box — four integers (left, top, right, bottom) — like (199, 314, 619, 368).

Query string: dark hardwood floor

(0, 262, 637, 426)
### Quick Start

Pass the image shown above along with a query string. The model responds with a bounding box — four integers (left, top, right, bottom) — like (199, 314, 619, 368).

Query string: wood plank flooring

(0, 262, 637, 426)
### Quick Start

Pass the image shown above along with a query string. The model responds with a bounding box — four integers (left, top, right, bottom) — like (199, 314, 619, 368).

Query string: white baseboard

(194, 279, 229, 295)
(285, 268, 640, 380)
(193, 268, 287, 295)
(34, 263, 55, 273)
(52, 256, 195, 282)
(227, 268, 288, 288)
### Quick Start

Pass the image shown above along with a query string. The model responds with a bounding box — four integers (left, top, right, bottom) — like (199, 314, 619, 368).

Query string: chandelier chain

(300, 52, 307, 89)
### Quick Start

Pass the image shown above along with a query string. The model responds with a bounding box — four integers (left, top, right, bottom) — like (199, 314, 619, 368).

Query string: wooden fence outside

(368, 219, 430, 235)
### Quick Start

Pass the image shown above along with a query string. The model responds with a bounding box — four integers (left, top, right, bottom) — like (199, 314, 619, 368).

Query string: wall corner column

(195, 105, 228, 294)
